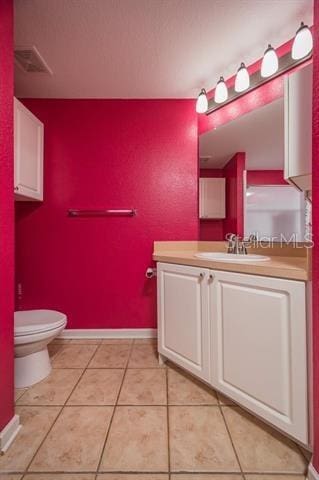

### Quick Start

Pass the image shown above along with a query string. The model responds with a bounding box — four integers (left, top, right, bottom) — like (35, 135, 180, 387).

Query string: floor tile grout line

(95, 339, 134, 473)
(219, 404, 245, 477)
(22, 347, 98, 475)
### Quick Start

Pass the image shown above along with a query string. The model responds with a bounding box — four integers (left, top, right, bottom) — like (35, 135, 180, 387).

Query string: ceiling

(199, 98, 284, 170)
(14, 0, 313, 98)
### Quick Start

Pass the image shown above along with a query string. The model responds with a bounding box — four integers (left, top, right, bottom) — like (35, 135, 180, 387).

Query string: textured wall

(15, 99, 199, 329)
(0, 0, 14, 431)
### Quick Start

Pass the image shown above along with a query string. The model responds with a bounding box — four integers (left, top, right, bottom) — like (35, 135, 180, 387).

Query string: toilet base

(15, 348, 52, 388)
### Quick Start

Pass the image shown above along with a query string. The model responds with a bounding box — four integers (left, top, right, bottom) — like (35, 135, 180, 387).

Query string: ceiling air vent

(14, 46, 52, 74)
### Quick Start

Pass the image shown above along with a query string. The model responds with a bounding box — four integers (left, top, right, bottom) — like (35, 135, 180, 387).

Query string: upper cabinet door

(199, 177, 225, 219)
(157, 262, 210, 381)
(284, 64, 312, 192)
(14, 98, 44, 201)
(210, 269, 308, 444)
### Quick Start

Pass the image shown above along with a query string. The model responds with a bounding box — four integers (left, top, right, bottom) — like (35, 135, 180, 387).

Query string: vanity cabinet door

(157, 262, 210, 381)
(14, 98, 44, 201)
(199, 178, 225, 219)
(209, 269, 308, 444)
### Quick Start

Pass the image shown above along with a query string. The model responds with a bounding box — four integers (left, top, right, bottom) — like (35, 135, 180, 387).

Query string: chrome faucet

(226, 233, 257, 255)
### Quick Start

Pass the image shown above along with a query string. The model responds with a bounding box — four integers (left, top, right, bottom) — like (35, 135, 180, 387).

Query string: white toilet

(14, 310, 67, 388)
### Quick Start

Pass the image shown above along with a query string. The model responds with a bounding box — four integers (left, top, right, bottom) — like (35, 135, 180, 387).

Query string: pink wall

(199, 169, 224, 240)
(0, 0, 14, 431)
(312, 1, 319, 471)
(15, 99, 199, 329)
(247, 170, 287, 185)
(223, 152, 245, 238)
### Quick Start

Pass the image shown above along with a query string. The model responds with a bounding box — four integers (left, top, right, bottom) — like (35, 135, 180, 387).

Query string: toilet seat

(14, 310, 67, 337)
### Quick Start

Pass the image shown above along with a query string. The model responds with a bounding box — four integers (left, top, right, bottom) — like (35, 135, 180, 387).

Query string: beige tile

(299, 446, 312, 461)
(0, 406, 60, 472)
(245, 476, 306, 480)
(171, 476, 243, 480)
(102, 339, 133, 345)
(52, 345, 98, 368)
(218, 392, 235, 406)
(68, 369, 124, 405)
(24, 476, 95, 480)
(17, 369, 82, 405)
(97, 476, 168, 480)
(128, 345, 162, 368)
(100, 406, 168, 472)
(0, 475, 23, 480)
(30, 406, 113, 472)
(134, 338, 157, 344)
(51, 338, 70, 344)
(14, 388, 27, 402)
(118, 369, 167, 405)
(223, 407, 307, 473)
(88, 345, 131, 368)
(69, 339, 102, 344)
(168, 367, 218, 405)
(169, 406, 240, 472)
(48, 343, 64, 359)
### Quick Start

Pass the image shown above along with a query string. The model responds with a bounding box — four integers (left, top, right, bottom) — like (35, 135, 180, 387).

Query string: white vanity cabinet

(14, 98, 44, 201)
(209, 269, 308, 444)
(284, 64, 312, 192)
(199, 178, 225, 219)
(157, 262, 308, 444)
(157, 263, 210, 381)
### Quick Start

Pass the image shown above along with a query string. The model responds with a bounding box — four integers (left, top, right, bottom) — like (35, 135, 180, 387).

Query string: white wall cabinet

(14, 98, 44, 201)
(157, 263, 210, 381)
(199, 178, 225, 219)
(157, 262, 308, 444)
(284, 64, 312, 192)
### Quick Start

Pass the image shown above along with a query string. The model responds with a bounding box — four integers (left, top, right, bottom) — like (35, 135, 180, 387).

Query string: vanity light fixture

(292, 22, 313, 60)
(214, 76, 228, 103)
(196, 88, 208, 113)
(196, 20, 313, 115)
(261, 44, 279, 78)
(234, 63, 250, 92)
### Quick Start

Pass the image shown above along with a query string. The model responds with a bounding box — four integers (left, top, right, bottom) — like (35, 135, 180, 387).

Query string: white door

(199, 178, 225, 219)
(157, 262, 210, 381)
(14, 98, 44, 200)
(210, 269, 308, 444)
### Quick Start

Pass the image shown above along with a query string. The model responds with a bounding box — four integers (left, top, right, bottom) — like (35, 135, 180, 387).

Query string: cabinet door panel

(210, 270, 308, 444)
(199, 178, 225, 219)
(14, 98, 44, 200)
(157, 263, 209, 381)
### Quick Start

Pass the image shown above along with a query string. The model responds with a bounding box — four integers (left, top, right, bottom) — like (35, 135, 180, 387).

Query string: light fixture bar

(205, 49, 312, 115)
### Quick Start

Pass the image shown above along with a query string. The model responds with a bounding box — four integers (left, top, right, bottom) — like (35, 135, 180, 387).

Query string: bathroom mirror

(198, 96, 308, 243)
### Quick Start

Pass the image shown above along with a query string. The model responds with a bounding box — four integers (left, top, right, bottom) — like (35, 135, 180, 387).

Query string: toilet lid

(14, 310, 67, 336)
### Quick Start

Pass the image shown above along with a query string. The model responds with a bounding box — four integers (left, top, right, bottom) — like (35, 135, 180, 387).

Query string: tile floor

(1, 337, 310, 479)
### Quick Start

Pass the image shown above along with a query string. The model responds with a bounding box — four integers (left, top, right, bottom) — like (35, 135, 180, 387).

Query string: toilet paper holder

(145, 267, 157, 279)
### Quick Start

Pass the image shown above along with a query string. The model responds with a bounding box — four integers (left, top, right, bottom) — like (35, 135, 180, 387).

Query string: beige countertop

(153, 241, 311, 281)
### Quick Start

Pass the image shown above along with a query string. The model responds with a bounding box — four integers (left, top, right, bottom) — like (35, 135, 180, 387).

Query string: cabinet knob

(199, 272, 205, 279)
(209, 274, 214, 280)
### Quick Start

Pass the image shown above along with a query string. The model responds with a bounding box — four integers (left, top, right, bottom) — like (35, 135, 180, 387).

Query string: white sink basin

(195, 252, 270, 263)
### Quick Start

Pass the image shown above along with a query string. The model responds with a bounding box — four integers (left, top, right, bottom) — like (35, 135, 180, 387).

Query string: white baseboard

(308, 463, 319, 480)
(0, 414, 21, 453)
(59, 328, 157, 339)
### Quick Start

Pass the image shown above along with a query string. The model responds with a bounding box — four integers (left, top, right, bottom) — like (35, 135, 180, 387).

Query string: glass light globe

(235, 63, 250, 92)
(292, 22, 313, 60)
(261, 45, 279, 78)
(214, 77, 228, 103)
(196, 89, 208, 113)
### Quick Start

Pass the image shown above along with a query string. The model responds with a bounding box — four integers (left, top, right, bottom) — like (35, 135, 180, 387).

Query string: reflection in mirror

(199, 96, 310, 243)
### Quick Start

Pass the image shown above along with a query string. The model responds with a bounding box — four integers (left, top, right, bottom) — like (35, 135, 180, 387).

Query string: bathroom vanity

(154, 242, 310, 446)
